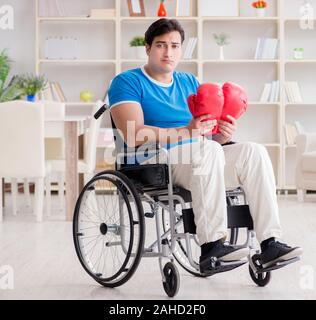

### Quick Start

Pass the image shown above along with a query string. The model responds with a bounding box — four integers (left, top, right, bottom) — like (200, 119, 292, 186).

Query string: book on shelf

(284, 81, 303, 103)
(54, 0, 66, 16)
(293, 121, 305, 135)
(254, 38, 278, 60)
(54, 82, 67, 102)
(189, 38, 197, 59)
(284, 122, 304, 145)
(183, 37, 197, 60)
(260, 83, 271, 102)
(39, 81, 67, 102)
(259, 80, 279, 102)
(270, 80, 280, 102)
(284, 123, 295, 145)
(39, 0, 66, 17)
(40, 83, 53, 101)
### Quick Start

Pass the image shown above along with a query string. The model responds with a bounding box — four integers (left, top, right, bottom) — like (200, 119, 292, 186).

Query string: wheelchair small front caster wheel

(162, 262, 180, 297)
(249, 254, 271, 287)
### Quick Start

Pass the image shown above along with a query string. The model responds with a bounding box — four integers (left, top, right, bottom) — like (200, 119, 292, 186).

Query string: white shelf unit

(281, 0, 316, 190)
(35, 0, 316, 190)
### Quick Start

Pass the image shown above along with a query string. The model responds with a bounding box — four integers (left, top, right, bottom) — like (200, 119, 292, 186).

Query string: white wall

(0, 0, 35, 75)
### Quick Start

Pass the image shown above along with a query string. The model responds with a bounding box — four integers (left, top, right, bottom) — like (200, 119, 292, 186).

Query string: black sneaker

(260, 240, 303, 268)
(199, 240, 249, 272)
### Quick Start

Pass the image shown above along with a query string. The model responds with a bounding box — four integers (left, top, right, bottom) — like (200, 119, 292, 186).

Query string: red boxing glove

(188, 83, 224, 135)
(221, 82, 248, 123)
(187, 94, 197, 116)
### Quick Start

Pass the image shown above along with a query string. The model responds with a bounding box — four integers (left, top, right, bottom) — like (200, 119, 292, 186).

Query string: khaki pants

(142, 138, 282, 246)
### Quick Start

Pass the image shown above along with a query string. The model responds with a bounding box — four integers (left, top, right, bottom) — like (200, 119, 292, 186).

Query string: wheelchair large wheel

(228, 228, 239, 245)
(73, 170, 145, 288)
(226, 196, 239, 245)
(161, 208, 205, 278)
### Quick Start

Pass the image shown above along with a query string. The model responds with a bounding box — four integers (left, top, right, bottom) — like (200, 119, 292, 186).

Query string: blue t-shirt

(108, 66, 200, 150)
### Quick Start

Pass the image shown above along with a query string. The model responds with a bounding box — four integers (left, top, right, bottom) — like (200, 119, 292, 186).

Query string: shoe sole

(220, 247, 249, 262)
(200, 260, 247, 276)
(262, 247, 303, 269)
(199, 247, 249, 271)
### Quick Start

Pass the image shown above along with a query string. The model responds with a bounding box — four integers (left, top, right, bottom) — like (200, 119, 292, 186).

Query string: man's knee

(239, 141, 268, 159)
(191, 139, 225, 164)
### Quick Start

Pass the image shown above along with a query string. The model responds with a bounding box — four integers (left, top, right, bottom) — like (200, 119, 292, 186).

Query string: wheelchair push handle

(94, 102, 109, 119)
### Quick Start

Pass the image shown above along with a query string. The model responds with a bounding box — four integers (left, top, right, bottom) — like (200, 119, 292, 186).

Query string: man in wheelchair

(108, 18, 302, 275)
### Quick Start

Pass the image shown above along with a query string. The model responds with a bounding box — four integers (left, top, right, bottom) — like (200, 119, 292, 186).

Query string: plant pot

(256, 8, 266, 17)
(26, 94, 35, 102)
(219, 46, 225, 60)
(135, 46, 147, 60)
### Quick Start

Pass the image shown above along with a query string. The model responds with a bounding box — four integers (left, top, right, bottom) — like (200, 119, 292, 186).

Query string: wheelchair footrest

(257, 256, 300, 274)
(200, 258, 247, 276)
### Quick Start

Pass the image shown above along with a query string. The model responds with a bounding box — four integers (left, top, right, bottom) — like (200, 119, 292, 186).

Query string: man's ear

(145, 44, 151, 55)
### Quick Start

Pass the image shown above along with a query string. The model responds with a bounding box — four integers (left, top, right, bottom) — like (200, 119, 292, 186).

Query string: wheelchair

(73, 103, 299, 297)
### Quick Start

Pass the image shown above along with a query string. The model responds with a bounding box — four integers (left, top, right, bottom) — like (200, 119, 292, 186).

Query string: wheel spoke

(74, 174, 144, 286)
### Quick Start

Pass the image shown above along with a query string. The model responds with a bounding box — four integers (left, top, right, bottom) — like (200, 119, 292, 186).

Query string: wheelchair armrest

(119, 163, 169, 191)
(116, 143, 170, 169)
(120, 142, 162, 156)
(116, 143, 171, 190)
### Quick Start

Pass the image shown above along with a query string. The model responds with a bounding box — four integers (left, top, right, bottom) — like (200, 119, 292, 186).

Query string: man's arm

(110, 103, 216, 148)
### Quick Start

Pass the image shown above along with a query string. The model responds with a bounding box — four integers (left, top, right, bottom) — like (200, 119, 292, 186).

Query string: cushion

(302, 151, 316, 172)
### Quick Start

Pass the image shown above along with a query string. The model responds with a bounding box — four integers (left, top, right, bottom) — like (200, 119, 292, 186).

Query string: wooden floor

(0, 193, 315, 300)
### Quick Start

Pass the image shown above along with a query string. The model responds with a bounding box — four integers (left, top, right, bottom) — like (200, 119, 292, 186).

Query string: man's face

(146, 31, 182, 74)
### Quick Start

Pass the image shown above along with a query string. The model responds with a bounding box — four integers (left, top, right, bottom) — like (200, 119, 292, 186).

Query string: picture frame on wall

(127, 0, 145, 17)
(199, 0, 239, 17)
(176, 0, 193, 17)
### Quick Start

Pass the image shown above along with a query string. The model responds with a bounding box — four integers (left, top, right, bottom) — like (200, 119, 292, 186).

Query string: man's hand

(215, 115, 237, 144)
(187, 114, 217, 137)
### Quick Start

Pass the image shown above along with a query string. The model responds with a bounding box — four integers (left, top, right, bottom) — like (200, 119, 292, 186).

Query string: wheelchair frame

(73, 104, 300, 297)
(116, 146, 254, 274)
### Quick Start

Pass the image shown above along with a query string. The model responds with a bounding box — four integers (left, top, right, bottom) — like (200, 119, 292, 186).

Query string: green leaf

(0, 76, 24, 102)
(129, 36, 146, 47)
(212, 33, 230, 46)
(17, 73, 48, 95)
(0, 49, 12, 92)
(0, 50, 48, 101)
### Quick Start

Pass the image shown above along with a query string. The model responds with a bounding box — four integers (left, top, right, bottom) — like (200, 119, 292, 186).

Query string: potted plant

(18, 74, 47, 102)
(213, 33, 230, 60)
(0, 49, 24, 102)
(129, 36, 147, 60)
(252, 1, 267, 17)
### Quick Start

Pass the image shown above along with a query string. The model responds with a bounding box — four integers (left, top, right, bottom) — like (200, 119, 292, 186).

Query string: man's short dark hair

(145, 18, 185, 46)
